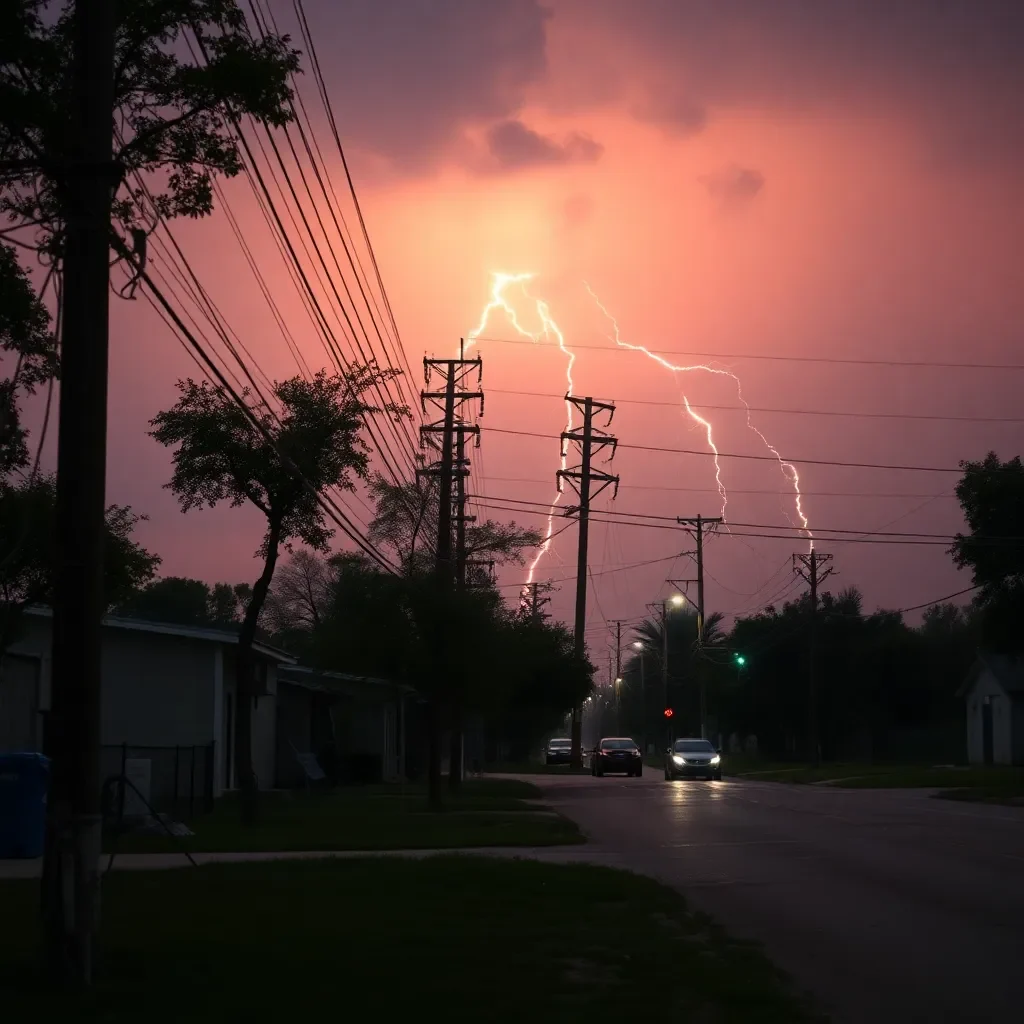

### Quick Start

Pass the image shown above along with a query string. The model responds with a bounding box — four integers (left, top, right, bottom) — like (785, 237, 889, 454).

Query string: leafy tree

(0, 244, 57, 475)
(951, 452, 1024, 653)
(150, 366, 405, 823)
(262, 549, 334, 652)
(0, 474, 160, 652)
(113, 575, 248, 627)
(1, 0, 299, 259)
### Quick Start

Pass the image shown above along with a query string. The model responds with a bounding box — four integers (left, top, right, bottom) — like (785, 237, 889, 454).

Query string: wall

(965, 670, 1015, 764)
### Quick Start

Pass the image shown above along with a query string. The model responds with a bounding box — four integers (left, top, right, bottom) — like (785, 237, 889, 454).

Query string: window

(673, 739, 715, 754)
(600, 739, 637, 750)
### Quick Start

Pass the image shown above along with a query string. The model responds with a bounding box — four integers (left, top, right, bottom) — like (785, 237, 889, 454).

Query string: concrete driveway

(527, 771, 1024, 1024)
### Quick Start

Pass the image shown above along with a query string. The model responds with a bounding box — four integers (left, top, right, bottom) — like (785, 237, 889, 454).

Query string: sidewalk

(0, 844, 625, 880)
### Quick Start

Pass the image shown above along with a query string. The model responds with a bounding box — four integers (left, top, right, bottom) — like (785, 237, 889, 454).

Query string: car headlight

(671, 754, 684, 766)
(710, 755, 721, 765)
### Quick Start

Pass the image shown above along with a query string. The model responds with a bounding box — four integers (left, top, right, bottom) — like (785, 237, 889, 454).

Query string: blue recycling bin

(0, 752, 50, 859)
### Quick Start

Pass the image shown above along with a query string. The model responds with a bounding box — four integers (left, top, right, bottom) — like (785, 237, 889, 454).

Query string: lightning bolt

(465, 273, 577, 591)
(583, 282, 812, 546)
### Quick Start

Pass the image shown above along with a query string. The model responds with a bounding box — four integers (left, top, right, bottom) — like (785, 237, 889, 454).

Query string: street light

(669, 593, 685, 608)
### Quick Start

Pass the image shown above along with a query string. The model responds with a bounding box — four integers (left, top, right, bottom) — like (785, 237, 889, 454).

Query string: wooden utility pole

(521, 581, 553, 622)
(41, 0, 117, 986)
(557, 396, 619, 768)
(677, 516, 722, 738)
(419, 348, 482, 800)
(793, 549, 834, 766)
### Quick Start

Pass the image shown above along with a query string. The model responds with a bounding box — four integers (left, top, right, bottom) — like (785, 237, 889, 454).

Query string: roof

(958, 653, 1024, 698)
(22, 606, 296, 664)
(278, 664, 412, 695)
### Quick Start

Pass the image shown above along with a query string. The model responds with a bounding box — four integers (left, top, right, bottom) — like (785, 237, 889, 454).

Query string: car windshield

(673, 740, 715, 753)
(548, 740, 570, 748)
(601, 739, 637, 750)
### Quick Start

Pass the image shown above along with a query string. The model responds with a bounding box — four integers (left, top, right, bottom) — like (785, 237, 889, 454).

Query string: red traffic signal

(663, 708, 674, 718)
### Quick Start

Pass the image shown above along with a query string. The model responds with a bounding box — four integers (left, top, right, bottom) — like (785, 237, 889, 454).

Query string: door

(981, 698, 994, 765)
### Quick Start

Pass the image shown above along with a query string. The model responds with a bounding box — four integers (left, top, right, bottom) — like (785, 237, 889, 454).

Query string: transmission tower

(793, 549, 834, 766)
(419, 344, 483, 794)
(557, 395, 619, 768)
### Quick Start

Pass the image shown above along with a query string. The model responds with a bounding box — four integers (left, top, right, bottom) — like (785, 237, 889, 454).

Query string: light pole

(648, 593, 685, 750)
(632, 640, 647, 754)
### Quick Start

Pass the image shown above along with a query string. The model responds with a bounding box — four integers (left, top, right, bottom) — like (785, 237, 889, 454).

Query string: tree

(113, 575, 247, 627)
(0, 474, 160, 653)
(150, 366, 405, 823)
(0, 244, 58, 476)
(262, 549, 334, 650)
(951, 452, 1024, 653)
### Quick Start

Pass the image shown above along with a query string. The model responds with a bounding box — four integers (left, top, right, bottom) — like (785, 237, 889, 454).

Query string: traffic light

(734, 653, 746, 666)
(663, 708, 674, 718)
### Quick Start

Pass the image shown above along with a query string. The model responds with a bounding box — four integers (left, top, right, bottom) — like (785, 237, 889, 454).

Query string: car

(545, 738, 572, 765)
(591, 737, 643, 777)
(664, 738, 722, 781)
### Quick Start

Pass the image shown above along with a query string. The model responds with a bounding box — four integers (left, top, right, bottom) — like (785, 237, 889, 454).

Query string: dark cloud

(301, 0, 551, 168)
(563, 0, 1024, 168)
(632, 94, 707, 136)
(486, 120, 604, 170)
(701, 166, 765, 206)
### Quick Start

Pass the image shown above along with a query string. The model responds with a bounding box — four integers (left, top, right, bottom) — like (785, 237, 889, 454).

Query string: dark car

(664, 738, 722, 781)
(591, 737, 643, 777)
(545, 738, 572, 765)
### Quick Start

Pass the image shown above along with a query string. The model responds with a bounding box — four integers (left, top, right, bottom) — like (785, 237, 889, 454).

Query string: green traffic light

(735, 654, 746, 666)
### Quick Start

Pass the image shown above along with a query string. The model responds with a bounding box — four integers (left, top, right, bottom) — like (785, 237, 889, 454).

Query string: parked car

(591, 737, 643, 777)
(664, 738, 722, 781)
(545, 738, 572, 765)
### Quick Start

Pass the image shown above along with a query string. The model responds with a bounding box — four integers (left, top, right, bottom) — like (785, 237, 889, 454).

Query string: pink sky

(26, 1, 1024, 652)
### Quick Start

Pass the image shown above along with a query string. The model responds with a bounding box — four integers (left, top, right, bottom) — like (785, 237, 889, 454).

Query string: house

(959, 654, 1024, 765)
(0, 607, 295, 808)
(275, 665, 412, 786)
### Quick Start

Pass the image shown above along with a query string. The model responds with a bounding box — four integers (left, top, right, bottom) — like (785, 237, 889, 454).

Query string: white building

(0, 607, 294, 804)
(959, 654, 1024, 766)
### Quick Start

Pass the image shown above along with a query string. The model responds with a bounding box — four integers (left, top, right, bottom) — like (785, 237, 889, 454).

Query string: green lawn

(106, 778, 583, 854)
(0, 857, 823, 1022)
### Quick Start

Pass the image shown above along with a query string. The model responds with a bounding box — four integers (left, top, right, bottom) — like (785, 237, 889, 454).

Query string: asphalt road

(531, 771, 1024, 1024)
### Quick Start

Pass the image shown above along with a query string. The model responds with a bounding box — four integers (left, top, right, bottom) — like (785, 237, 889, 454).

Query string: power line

(474, 335, 1024, 372)
(480, 426, 963, 473)
(485, 476, 959, 500)
(472, 500, 978, 546)
(487, 387, 1024, 425)
(471, 492, 975, 540)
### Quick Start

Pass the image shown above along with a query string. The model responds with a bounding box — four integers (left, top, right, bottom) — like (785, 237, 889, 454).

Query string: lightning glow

(465, 272, 578, 591)
(583, 282, 813, 546)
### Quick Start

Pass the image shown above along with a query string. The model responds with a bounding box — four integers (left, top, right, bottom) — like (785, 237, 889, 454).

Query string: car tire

(713, 772, 722, 781)
(635, 765, 643, 777)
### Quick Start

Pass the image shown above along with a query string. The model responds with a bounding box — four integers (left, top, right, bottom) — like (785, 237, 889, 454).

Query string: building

(275, 666, 411, 786)
(959, 654, 1024, 765)
(0, 607, 294, 806)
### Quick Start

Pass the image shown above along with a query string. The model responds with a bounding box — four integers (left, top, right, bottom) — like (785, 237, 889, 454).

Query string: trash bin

(0, 752, 50, 859)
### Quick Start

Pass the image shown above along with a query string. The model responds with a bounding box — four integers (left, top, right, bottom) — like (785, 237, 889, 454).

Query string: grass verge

(0, 857, 823, 1022)
(485, 761, 591, 775)
(105, 777, 583, 854)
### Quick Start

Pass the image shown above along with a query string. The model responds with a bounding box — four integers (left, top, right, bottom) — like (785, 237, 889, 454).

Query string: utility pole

(40, 0, 117, 986)
(677, 516, 723, 738)
(419, 347, 482, 799)
(557, 396, 619, 768)
(611, 620, 625, 731)
(520, 580, 553, 622)
(793, 549, 834, 766)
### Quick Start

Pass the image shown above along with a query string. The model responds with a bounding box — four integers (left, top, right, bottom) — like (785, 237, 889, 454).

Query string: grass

(0, 857, 823, 1022)
(105, 777, 584, 854)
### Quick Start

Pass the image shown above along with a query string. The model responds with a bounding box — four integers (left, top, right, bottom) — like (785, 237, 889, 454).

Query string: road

(531, 772, 1024, 1024)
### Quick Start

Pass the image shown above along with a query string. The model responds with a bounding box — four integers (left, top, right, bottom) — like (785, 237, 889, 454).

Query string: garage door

(0, 656, 41, 753)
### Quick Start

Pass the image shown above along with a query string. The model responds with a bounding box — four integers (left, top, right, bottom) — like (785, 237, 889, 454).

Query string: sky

(25, 0, 1024, 660)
